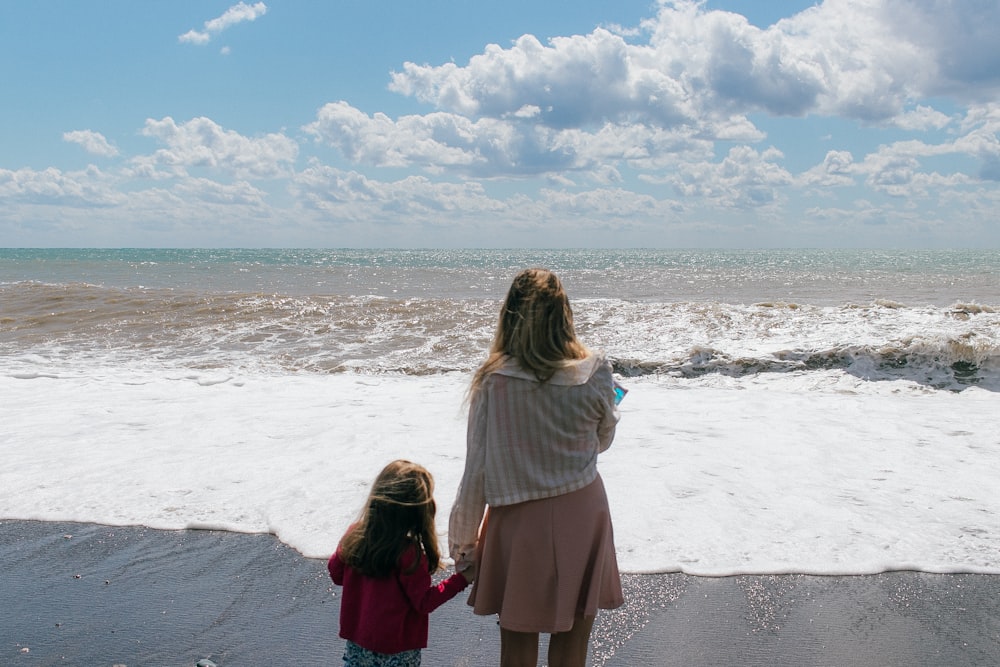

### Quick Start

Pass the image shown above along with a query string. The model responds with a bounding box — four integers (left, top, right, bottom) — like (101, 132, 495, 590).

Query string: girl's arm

(398, 547, 469, 615)
(327, 551, 345, 585)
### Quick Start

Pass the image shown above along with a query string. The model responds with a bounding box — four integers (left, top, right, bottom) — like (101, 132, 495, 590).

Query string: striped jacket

(448, 352, 619, 563)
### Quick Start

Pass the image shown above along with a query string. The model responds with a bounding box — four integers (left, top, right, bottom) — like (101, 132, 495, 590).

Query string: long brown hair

(470, 268, 587, 397)
(338, 460, 442, 577)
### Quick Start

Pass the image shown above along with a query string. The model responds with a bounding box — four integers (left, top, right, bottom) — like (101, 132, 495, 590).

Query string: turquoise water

(2, 248, 998, 304)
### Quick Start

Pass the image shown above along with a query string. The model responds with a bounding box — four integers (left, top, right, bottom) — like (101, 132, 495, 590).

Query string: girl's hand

(455, 553, 476, 583)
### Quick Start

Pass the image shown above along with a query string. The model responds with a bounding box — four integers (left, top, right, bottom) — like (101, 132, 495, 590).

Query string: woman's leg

(547, 615, 595, 667)
(500, 628, 539, 667)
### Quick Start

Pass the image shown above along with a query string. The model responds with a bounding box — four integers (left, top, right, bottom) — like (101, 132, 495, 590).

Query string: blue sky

(2, 0, 999, 248)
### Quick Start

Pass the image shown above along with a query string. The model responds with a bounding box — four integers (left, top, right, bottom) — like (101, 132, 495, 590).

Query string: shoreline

(3, 520, 998, 666)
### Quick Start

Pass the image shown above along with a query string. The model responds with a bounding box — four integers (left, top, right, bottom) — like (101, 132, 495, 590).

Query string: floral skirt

(469, 475, 624, 633)
(343, 640, 421, 667)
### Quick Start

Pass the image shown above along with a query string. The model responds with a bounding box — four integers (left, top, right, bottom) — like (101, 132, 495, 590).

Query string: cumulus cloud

(291, 162, 506, 219)
(0, 165, 124, 207)
(542, 186, 666, 220)
(305, 101, 609, 177)
(800, 150, 859, 188)
(173, 177, 268, 206)
(9, 1, 1000, 246)
(304, 102, 490, 170)
(890, 106, 953, 132)
(659, 145, 794, 208)
(857, 139, 978, 197)
(179, 2, 267, 45)
(63, 130, 119, 157)
(389, 28, 697, 130)
(137, 116, 298, 179)
(322, 0, 995, 189)
(956, 103, 1000, 180)
(289, 162, 678, 235)
(294, 0, 993, 215)
(799, 104, 1000, 194)
(389, 0, 1000, 129)
(885, 0, 1000, 100)
(304, 100, 758, 179)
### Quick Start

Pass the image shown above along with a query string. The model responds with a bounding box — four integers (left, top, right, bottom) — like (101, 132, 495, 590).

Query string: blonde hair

(471, 268, 587, 397)
(338, 460, 442, 577)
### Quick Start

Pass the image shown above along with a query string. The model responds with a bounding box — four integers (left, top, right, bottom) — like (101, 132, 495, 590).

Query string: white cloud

(890, 106, 954, 132)
(8, 1, 1000, 247)
(305, 0, 1000, 215)
(389, 28, 697, 130)
(800, 150, 859, 188)
(173, 177, 268, 206)
(541, 186, 667, 220)
(289, 162, 681, 240)
(63, 130, 120, 157)
(178, 29, 211, 46)
(0, 165, 124, 207)
(955, 103, 1000, 180)
(800, 134, 997, 200)
(959, 103, 1000, 136)
(291, 163, 506, 218)
(304, 102, 488, 170)
(388, 0, 1000, 131)
(298, 0, 1000, 220)
(304, 101, 746, 179)
(179, 2, 268, 45)
(205, 2, 268, 32)
(799, 104, 1000, 195)
(885, 0, 1000, 100)
(644, 145, 793, 208)
(857, 141, 977, 197)
(137, 116, 298, 179)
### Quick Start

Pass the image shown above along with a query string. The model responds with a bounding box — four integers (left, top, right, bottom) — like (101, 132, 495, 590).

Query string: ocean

(1, 248, 998, 576)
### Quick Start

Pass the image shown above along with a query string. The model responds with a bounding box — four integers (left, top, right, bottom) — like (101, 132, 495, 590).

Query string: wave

(2, 282, 998, 391)
(612, 337, 1000, 391)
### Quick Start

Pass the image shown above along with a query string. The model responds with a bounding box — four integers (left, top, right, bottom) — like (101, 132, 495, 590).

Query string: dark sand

(2, 520, 998, 666)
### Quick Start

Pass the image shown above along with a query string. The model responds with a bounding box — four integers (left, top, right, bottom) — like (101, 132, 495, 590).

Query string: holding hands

(455, 553, 477, 584)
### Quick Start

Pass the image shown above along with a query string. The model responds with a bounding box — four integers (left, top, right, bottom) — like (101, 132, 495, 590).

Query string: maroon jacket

(328, 542, 468, 655)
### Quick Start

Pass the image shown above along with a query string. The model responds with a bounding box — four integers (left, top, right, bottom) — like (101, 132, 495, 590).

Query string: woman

(449, 268, 623, 667)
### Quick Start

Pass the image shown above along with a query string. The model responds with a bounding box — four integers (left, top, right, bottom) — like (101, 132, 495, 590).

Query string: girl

(329, 459, 472, 666)
(449, 268, 624, 667)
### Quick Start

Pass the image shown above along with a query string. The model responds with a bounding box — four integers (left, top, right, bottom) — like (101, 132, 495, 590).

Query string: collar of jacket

(491, 351, 604, 386)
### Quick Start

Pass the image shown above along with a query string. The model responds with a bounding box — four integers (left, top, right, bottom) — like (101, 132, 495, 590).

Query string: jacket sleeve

(448, 388, 488, 565)
(595, 359, 620, 453)
(328, 550, 345, 586)
(398, 548, 469, 615)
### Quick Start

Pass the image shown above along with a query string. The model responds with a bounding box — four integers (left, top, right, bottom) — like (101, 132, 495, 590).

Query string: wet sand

(2, 520, 997, 666)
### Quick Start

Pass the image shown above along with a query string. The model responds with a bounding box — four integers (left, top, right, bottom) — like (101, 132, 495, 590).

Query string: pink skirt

(468, 475, 624, 633)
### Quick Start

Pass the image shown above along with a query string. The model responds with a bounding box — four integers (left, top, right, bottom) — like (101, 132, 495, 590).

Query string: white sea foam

(2, 368, 997, 576)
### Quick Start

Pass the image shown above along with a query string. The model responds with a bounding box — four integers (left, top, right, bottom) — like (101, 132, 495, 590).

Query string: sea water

(1, 248, 998, 575)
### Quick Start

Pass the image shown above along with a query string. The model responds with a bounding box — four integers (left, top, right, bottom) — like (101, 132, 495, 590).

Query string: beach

(3, 520, 998, 666)
(2, 249, 999, 664)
